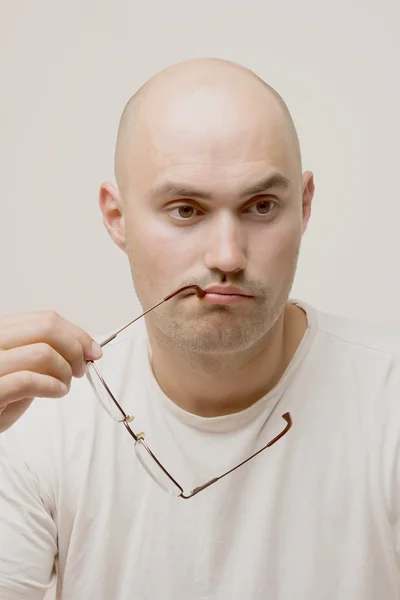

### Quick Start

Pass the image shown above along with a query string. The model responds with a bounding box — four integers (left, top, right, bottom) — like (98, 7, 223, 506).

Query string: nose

(203, 211, 247, 274)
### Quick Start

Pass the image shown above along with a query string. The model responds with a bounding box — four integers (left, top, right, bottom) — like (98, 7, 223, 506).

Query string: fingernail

(89, 341, 103, 359)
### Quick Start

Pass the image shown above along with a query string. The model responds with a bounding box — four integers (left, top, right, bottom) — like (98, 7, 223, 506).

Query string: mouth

(201, 293, 252, 305)
(201, 286, 254, 305)
(163, 284, 254, 305)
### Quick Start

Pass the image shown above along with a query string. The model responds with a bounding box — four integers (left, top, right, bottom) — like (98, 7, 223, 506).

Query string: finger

(0, 311, 102, 359)
(0, 311, 102, 377)
(0, 371, 68, 408)
(0, 344, 74, 384)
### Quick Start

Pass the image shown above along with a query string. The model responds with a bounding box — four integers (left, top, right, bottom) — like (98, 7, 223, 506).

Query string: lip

(203, 285, 253, 297)
(200, 286, 254, 304)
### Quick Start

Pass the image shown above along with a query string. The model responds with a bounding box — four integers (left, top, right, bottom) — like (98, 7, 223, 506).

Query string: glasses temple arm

(99, 285, 205, 348)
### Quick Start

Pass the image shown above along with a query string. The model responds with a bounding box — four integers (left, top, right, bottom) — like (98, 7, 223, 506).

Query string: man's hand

(0, 311, 102, 433)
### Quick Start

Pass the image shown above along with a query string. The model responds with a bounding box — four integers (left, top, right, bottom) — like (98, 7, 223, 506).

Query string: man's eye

(246, 199, 276, 215)
(168, 205, 199, 220)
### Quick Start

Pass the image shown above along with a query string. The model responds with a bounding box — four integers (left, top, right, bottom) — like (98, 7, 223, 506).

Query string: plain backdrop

(1, 1, 399, 598)
(1, 1, 400, 339)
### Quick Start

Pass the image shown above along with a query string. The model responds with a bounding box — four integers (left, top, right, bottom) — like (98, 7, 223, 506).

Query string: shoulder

(296, 300, 400, 415)
(296, 300, 400, 375)
(313, 304, 400, 359)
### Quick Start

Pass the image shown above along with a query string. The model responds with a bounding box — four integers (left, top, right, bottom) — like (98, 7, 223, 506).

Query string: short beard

(148, 293, 284, 356)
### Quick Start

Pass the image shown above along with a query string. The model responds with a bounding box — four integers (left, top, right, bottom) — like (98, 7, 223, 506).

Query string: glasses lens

(86, 361, 125, 422)
(135, 439, 182, 497)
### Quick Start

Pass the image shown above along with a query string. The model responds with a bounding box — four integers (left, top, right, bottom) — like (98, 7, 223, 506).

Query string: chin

(169, 322, 269, 355)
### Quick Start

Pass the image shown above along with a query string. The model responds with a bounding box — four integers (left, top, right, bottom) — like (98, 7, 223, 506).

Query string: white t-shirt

(1, 300, 400, 600)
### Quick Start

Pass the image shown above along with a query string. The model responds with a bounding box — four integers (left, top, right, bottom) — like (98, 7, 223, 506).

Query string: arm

(0, 309, 102, 598)
(374, 356, 400, 566)
(0, 430, 57, 600)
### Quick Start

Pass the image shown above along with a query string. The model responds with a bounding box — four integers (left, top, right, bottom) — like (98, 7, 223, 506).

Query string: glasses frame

(86, 285, 293, 499)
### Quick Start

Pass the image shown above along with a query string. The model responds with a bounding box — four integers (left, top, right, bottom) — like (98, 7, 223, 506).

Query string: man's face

(110, 86, 313, 354)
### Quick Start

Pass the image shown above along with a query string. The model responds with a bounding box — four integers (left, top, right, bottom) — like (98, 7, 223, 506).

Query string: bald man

(1, 58, 400, 600)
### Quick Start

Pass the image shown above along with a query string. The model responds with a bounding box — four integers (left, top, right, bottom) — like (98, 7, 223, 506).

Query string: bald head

(114, 58, 302, 193)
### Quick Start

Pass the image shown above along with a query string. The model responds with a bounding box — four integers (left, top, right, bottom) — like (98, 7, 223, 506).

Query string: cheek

(253, 218, 302, 272)
(126, 213, 198, 276)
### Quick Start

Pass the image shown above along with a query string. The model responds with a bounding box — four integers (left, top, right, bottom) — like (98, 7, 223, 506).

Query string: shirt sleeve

(375, 355, 400, 565)
(0, 411, 58, 600)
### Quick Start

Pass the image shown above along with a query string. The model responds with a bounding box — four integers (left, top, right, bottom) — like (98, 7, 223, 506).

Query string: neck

(147, 302, 308, 418)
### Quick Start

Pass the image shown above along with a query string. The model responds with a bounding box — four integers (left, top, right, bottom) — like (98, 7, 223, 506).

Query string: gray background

(1, 1, 399, 594)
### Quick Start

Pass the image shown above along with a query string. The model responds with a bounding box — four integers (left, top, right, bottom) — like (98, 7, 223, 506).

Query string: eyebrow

(148, 173, 291, 201)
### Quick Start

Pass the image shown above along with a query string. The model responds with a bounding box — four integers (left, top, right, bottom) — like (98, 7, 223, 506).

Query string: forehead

(129, 87, 296, 189)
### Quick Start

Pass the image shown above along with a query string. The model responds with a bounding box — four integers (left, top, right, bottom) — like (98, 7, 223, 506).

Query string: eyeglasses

(86, 285, 292, 499)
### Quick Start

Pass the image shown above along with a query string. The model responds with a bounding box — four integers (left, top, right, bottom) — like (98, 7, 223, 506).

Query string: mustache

(177, 277, 268, 297)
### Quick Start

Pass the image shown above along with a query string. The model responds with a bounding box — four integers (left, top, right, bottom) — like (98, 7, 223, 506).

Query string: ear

(99, 182, 127, 252)
(301, 171, 315, 235)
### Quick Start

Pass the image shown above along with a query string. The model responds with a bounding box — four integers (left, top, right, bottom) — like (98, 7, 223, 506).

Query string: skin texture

(100, 58, 315, 417)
